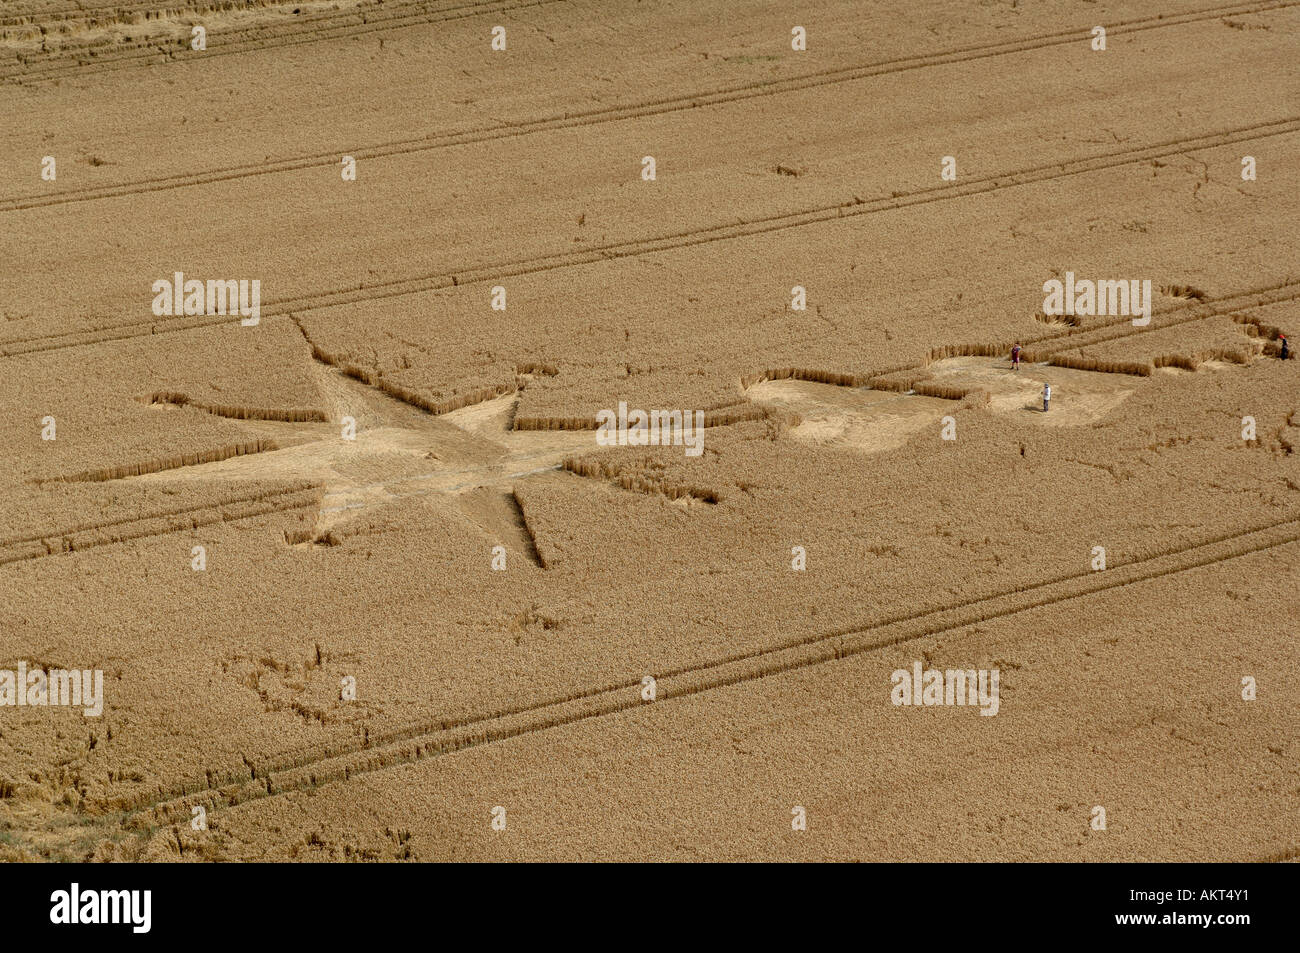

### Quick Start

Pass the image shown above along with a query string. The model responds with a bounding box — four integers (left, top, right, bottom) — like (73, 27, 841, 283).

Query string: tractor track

(846, 279, 1300, 387)
(0, 0, 277, 29)
(739, 280, 1300, 392)
(0, 0, 566, 83)
(252, 118, 1300, 315)
(0, 483, 320, 568)
(1030, 285, 1300, 358)
(4, 0, 1295, 209)
(102, 511, 1300, 822)
(4, 118, 1298, 362)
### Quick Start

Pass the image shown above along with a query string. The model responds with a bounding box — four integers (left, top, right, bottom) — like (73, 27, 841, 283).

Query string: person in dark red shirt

(1011, 343, 1022, 371)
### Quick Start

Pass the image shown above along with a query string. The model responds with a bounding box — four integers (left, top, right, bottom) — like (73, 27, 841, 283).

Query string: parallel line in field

(0, 0, 387, 28)
(107, 513, 1300, 820)
(1, 0, 567, 83)
(0, 484, 320, 567)
(0, 0, 277, 28)
(0, 483, 311, 547)
(221, 120, 1300, 314)
(4, 118, 1296, 361)
(847, 281, 1300, 386)
(4, 0, 1295, 208)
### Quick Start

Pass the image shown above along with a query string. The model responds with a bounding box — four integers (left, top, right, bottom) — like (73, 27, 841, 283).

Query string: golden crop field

(0, 0, 1297, 864)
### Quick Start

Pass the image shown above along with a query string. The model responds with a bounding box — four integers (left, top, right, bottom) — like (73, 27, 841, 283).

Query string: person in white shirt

(1042, 381, 1051, 413)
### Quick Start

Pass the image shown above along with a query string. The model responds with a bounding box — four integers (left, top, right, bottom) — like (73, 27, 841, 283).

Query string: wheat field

(0, 0, 1298, 863)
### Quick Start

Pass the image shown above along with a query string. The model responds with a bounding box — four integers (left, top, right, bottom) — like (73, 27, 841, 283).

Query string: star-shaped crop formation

(124, 340, 595, 565)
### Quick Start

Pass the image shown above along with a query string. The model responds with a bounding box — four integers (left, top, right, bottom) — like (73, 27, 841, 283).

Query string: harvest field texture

(1, 0, 1298, 863)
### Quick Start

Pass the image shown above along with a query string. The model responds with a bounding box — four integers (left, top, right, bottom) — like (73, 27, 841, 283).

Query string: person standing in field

(1011, 343, 1022, 371)
(1281, 334, 1289, 361)
(1042, 381, 1051, 413)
